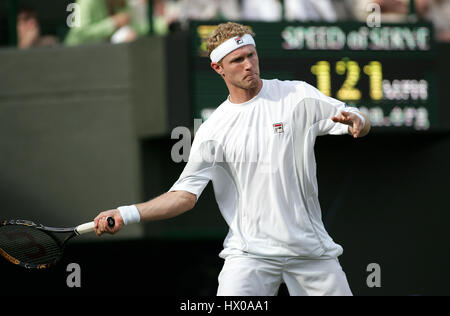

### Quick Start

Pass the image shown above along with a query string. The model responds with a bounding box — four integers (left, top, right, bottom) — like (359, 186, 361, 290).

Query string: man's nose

(244, 57, 252, 70)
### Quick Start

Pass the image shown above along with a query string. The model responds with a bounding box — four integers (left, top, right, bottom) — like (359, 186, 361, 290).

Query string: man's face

(17, 12, 39, 35)
(212, 45, 261, 90)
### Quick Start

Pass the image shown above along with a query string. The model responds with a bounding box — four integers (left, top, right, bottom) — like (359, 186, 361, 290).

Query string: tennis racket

(0, 217, 115, 269)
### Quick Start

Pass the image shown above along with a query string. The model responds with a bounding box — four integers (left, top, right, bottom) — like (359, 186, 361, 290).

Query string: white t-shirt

(170, 79, 359, 259)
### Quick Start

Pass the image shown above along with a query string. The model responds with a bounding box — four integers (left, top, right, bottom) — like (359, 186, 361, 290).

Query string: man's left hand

(331, 111, 365, 138)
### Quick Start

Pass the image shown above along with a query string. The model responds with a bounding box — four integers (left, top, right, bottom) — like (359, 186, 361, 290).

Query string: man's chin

(242, 77, 260, 89)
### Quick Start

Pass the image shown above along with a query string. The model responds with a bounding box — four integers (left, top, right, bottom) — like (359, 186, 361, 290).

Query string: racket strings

(0, 225, 66, 265)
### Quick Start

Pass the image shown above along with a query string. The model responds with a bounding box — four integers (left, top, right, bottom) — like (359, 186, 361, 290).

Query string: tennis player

(94, 22, 370, 296)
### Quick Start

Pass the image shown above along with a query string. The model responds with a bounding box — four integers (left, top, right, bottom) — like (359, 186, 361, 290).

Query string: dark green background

(190, 22, 438, 131)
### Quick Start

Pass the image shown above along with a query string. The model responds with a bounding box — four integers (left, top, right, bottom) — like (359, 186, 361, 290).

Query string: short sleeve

(168, 125, 222, 199)
(300, 82, 360, 135)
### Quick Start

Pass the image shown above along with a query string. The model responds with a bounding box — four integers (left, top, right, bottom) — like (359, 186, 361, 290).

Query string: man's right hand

(94, 209, 124, 236)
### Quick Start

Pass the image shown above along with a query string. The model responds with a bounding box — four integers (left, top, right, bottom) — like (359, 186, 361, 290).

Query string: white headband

(210, 34, 256, 63)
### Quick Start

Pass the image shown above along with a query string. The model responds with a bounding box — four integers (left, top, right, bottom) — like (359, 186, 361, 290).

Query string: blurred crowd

(16, 0, 450, 49)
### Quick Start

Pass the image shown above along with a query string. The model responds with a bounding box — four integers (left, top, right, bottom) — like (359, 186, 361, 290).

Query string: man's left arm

(331, 110, 371, 138)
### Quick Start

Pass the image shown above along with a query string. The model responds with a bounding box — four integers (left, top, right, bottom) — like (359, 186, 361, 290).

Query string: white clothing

(346, 0, 409, 23)
(217, 254, 352, 296)
(170, 79, 360, 260)
(425, 0, 450, 34)
(242, 0, 283, 21)
(284, 0, 338, 22)
(178, 0, 241, 21)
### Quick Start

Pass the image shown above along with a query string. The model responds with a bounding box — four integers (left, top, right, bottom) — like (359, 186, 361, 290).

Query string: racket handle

(75, 217, 115, 235)
(107, 217, 115, 228)
(76, 222, 95, 235)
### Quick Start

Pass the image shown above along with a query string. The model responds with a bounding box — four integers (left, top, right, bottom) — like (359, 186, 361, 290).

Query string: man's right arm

(136, 190, 197, 222)
(95, 124, 214, 236)
(94, 190, 197, 236)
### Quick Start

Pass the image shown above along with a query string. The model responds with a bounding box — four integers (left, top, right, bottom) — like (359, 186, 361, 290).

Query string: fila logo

(273, 122, 284, 134)
(235, 37, 243, 45)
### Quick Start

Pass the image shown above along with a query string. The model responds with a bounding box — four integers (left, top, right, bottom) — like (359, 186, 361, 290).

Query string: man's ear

(211, 62, 225, 77)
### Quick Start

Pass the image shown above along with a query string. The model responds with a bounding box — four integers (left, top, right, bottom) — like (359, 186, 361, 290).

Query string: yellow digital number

(335, 58, 362, 101)
(363, 61, 383, 100)
(311, 61, 331, 96)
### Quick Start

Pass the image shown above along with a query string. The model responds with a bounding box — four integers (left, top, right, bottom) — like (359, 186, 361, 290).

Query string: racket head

(0, 219, 75, 269)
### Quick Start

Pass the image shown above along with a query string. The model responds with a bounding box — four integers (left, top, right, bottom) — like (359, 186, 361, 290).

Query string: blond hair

(206, 22, 255, 58)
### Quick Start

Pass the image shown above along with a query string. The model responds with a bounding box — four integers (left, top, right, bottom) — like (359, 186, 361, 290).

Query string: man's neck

(227, 79, 263, 104)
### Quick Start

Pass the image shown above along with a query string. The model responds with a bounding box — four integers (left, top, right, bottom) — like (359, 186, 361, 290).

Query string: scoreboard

(189, 21, 438, 131)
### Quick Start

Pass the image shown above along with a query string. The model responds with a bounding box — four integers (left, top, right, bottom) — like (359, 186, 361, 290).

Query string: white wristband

(117, 205, 141, 225)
